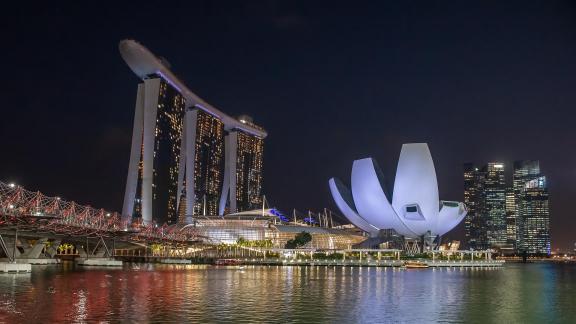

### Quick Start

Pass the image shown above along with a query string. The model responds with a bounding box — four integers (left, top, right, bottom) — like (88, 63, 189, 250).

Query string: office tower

(464, 162, 507, 250)
(505, 188, 516, 252)
(514, 161, 550, 255)
(220, 115, 265, 214)
(513, 160, 540, 251)
(463, 163, 488, 250)
(483, 163, 507, 248)
(519, 176, 550, 254)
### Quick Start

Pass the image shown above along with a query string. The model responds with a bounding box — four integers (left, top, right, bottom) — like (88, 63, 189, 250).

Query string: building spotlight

(8, 183, 15, 188)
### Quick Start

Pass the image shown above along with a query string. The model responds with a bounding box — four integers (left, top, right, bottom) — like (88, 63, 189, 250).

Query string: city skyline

(464, 160, 550, 254)
(2, 2, 576, 249)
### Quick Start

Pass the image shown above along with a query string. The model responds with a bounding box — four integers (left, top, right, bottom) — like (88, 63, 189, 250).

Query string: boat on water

(404, 261, 429, 269)
(214, 259, 242, 266)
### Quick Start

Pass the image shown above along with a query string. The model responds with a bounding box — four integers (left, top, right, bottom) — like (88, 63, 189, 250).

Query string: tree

(236, 237, 247, 247)
(285, 231, 312, 249)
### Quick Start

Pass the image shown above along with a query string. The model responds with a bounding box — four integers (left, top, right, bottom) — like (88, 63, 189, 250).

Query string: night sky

(1, 1, 575, 250)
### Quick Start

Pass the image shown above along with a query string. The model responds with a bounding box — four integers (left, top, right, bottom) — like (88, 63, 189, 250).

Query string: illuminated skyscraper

(483, 162, 507, 248)
(464, 162, 507, 250)
(186, 108, 225, 218)
(505, 188, 516, 252)
(514, 161, 550, 255)
(220, 115, 265, 214)
(518, 176, 550, 255)
(122, 77, 186, 225)
(513, 160, 540, 249)
(464, 163, 488, 250)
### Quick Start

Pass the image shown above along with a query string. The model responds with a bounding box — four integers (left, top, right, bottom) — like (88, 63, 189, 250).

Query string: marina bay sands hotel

(119, 40, 267, 225)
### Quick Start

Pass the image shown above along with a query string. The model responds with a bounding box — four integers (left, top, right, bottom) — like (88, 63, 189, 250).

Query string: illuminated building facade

(464, 160, 550, 254)
(519, 176, 550, 254)
(464, 162, 507, 250)
(186, 108, 225, 218)
(464, 163, 488, 250)
(514, 161, 550, 255)
(220, 115, 265, 214)
(505, 188, 516, 252)
(329, 143, 467, 249)
(122, 77, 186, 225)
(178, 212, 364, 249)
(483, 163, 507, 249)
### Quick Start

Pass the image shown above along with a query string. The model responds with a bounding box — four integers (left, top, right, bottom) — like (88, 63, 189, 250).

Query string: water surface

(0, 263, 574, 323)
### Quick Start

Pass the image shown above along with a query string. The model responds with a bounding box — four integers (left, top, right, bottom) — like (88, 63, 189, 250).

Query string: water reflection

(0, 263, 574, 322)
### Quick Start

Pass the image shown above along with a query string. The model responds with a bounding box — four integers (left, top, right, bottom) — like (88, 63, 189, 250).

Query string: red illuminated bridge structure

(0, 181, 213, 263)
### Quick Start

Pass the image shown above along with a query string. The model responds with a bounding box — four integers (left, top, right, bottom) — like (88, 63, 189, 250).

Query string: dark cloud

(92, 128, 131, 161)
(274, 15, 308, 30)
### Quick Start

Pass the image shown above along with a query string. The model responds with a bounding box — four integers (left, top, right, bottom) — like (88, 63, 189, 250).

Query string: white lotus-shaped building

(329, 143, 466, 239)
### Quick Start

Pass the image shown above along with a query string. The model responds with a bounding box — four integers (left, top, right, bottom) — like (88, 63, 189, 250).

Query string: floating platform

(0, 262, 32, 273)
(76, 258, 123, 267)
(16, 258, 60, 265)
(160, 259, 192, 264)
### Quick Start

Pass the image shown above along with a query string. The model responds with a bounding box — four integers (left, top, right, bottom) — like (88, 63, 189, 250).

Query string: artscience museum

(329, 143, 467, 249)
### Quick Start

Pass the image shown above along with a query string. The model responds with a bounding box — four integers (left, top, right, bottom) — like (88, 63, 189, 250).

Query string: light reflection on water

(0, 263, 574, 323)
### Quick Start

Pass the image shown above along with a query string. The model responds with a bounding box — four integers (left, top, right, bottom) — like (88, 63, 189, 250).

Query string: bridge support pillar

(0, 236, 22, 260)
(76, 246, 88, 258)
(21, 238, 48, 259)
(46, 240, 61, 258)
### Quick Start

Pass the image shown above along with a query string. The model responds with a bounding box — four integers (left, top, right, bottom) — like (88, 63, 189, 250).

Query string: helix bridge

(0, 180, 210, 262)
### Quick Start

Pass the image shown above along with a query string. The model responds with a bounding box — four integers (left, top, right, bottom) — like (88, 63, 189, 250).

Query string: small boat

(404, 261, 429, 269)
(215, 259, 241, 266)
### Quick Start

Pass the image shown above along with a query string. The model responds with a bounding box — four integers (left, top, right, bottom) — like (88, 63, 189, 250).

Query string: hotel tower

(119, 40, 267, 225)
